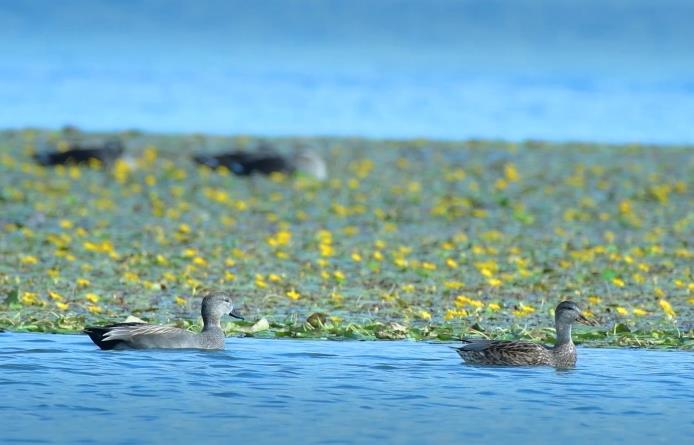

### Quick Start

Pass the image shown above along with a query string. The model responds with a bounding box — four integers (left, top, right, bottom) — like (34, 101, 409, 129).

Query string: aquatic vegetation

(0, 130, 692, 349)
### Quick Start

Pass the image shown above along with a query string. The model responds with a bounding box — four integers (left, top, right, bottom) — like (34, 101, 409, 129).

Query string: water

(1, 0, 694, 143)
(0, 333, 692, 445)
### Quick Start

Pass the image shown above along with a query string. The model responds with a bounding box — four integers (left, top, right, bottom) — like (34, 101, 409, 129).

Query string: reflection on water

(0, 333, 692, 444)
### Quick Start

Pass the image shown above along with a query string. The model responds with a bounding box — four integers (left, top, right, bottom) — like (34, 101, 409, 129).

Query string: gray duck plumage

(455, 301, 597, 368)
(84, 292, 243, 350)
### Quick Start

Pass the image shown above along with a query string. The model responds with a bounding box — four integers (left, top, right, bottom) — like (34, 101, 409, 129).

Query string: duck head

(201, 292, 244, 321)
(555, 300, 597, 326)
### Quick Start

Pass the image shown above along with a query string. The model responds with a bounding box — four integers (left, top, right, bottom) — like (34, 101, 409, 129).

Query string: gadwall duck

(455, 301, 597, 368)
(193, 149, 327, 180)
(84, 292, 243, 350)
(33, 139, 125, 166)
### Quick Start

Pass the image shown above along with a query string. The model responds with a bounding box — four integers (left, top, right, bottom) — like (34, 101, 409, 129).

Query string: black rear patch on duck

(33, 140, 124, 166)
(83, 323, 144, 350)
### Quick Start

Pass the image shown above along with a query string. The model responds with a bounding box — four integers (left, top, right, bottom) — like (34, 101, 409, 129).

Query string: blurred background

(1, 0, 692, 143)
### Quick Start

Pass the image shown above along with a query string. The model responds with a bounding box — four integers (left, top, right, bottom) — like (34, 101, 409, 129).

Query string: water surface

(0, 333, 692, 445)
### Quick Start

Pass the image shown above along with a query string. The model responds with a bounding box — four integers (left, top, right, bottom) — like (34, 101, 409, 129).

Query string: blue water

(1, 0, 694, 143)
(0, 333, 692, 445)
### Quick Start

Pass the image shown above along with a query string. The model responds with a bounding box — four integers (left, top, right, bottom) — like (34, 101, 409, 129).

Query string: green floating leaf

(601, 269, 617, 281)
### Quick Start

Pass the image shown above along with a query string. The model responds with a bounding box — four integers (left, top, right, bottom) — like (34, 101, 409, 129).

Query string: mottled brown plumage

(456, 301, 597, 368)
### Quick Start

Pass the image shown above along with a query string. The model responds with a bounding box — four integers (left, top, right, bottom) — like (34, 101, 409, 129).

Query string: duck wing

(84, 323, 194, 350)
(456, 339, 552, 366)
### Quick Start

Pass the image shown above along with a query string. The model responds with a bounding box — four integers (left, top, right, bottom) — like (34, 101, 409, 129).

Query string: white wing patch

(103, 324, 185, 341)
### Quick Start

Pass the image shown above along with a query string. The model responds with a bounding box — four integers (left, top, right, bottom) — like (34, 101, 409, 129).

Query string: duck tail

(32, 152, 54, 166)
(83, 326, 121, 350)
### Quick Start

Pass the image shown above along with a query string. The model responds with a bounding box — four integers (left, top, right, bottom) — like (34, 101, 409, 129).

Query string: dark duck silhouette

(33, 139, 125, 166)
(193, 147, 327, 180)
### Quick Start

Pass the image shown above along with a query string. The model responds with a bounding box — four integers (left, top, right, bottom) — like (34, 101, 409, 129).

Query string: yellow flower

(269, 273, 282, 282)
(588, 295, 601, 305)
(633, 308, 648, 316)
(55, 302, 69, 311)
(418, 310, 432, 321)
(615, 307, 629, 316)
(122, 271, 139, 283)
(76, 278, 91, 287)
(182, 248, 197, 258)
(632, 273, 645, 284)
(372, 251, 384, 261)
(421, 262, 437, 271)
(255, 275, 267, 289)
(394, 257, 409, 268)
(513, 304, 535, 317)
(485, 276, 501, 286)
(87, 304, 102, 314)
(504, 163, 520, 181)
(85, 293, 100, 303)
(224, 271, 236, 282)
(444, 308, 468, 320)
(21, 292, 42, 306)
(455, 295, 484, 309)
(401, 284, 415, 293)
(319, 243, 334, 257)
(446, 258, 458, 269)
(48, 291, 64, 302)
(192, 256, 207, 267)
(488, 303, 501, 311)
(21, 255, 39, 265)
(175, 296, 187, 306)
(331, 291, 343, 303)
(658, 299, 676, 318)
(333, 270, 345, 282)
(286, 289, 301, 300)
(443, 281, 464, 290)
(351, 252, 362, 262)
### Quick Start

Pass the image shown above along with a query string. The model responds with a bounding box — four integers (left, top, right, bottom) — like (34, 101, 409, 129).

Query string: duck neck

(554, 320, 573, 346)
(202, 314, 223, 333)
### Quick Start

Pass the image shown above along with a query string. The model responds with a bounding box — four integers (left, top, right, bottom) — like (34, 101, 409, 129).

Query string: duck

(83, 292, 243, 350)
(193, 148, 327, 180)
(455, 301, 597, 367)
(33, 139, 125, 166)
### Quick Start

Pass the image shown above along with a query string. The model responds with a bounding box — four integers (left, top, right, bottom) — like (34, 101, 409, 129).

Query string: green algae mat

(0, 129, 692, 349)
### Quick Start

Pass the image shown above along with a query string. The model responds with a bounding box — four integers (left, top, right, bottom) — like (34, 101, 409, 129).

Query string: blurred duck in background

(33, 139, 125, 166)
(193, 144, 327, 180)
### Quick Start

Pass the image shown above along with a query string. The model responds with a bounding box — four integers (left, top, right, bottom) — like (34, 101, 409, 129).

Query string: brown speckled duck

(455, 301, 597, 368)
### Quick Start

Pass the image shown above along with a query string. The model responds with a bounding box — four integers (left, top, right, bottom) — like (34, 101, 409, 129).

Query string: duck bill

(577, 313, 598, 326)
(229, 308, 244, 320)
